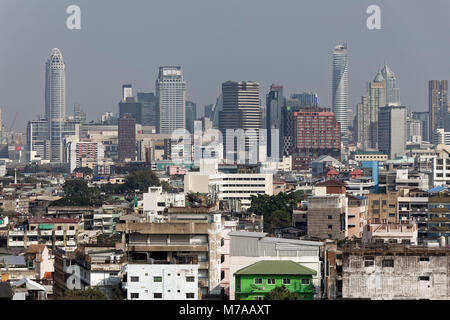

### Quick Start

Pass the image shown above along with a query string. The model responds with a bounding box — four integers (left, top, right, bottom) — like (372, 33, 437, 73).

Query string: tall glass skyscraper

(332, 43, 349, 146)
(45, 48, 66, 163)
(156, 66, 186, 134)
(381, 64, 401, 106)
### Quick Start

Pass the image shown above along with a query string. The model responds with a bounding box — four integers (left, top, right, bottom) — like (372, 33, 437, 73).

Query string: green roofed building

(234, 260, 316, 300)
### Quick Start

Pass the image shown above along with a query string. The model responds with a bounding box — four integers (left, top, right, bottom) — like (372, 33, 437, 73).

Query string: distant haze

(1, 0, 450, 131)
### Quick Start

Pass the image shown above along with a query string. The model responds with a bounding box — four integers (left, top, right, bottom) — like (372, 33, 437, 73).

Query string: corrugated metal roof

(235, 260, 316, 276)
(2, 255, 26, 266)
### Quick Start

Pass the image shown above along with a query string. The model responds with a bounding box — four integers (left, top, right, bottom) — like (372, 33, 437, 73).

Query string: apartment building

(141, 186, 185, 221)
(184, 171, 273, 210)
(115, 206, 222, 297)
(347, 195, 368, 239)
(432, 145, 450, 187)
(342, 244, 450, 300)
(306, 194, 348, 240)
(367, 192, 399, 224)
(363, 221, 418, 245)
(122, 264, 198, 300)
(8, 218, 82, 249)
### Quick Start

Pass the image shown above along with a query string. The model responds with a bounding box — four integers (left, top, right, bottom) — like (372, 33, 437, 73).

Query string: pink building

(347, 194, 367, 239)
(273, 181, 286, 195)
(220, 219, 237, 297)
(167, 165, 187, 176)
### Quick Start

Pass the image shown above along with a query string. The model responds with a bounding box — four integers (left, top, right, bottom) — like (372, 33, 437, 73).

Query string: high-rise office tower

(122, 85, 133, 101)
(290, 92, 319, 107)
(137, 92, 157, 128)
(291, 108, 341, 170)
(185, 101, 197, 134)
(356, 96, 370, 150)
(45, 48, 66, 163)
(156, 66, 186, 134)
(119, 97, 143, 125)
(412, 111, 430, 143)
(332, 43, 349, 147)
(429, 80, 449, 141)
(378, 105, 406, 159)
(381, 64, 400, 106)
(266, 85, 285, 158)
(219, 81, 262, 163)
(73, 104, 86, 123)
(368, 70, 386, 149)
(407, 116, 422, 143)
(118, 114, 136, 162)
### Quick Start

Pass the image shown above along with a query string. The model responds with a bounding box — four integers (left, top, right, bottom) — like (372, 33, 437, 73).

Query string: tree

(248, 192, 304, 233)
(52, 179, 102, 206)
(63, 288, 108, 300)
(73, 167, 93, 175)
(123, 169, 161, 192)
(264, 285, 300, 300)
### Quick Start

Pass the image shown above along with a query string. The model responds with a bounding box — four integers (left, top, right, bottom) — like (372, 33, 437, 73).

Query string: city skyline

(1, 0, 450, 131)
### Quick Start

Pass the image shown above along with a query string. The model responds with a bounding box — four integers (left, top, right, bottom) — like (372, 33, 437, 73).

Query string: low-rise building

(234, 260, 316, 300)
(229, 231, 323, 300)
(363, 221, 418, 245)
(342, 244, 450, 300)
(122, 264, 199, 300)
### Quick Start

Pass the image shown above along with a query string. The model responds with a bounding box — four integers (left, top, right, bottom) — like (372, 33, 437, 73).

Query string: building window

(382, 259, 394, 268)
(153, 276, 162, 282)
(301, 279, 310, 285)
(328, 215, 332, 220)
(253, 296, 264, 300)
(254, 278, 262, 285)
(186, 293, 195, 299)
(130, 293, 139, 299)
(186, 276, 195, 282)
(419, 276, 430, 281)
(419, 257, 429, 262)
(153, 293, 162, 299)
(267, 278, 275, 285)
(130, 276, 139, 282)
(282, 278, 291, 285)
(328, 225, 332, 230)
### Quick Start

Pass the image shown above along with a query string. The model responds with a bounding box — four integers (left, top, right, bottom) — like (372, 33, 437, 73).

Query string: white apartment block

(432, 145, 450, 187)
(122, 264, 198, 300)
(184, 161, 273, 210)
(141, 186, 185, 221)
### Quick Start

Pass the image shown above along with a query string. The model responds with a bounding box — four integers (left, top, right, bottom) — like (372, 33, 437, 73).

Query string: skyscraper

(356, 96, 370, 150)
(368, 70, 386, 149)
(219, 81, 262, 163)
(118, 114, 136, 162)
(185, 101, 197, 134)
(156, 66, 186, 134)
(291, 108, 341, 170)
(290, 92, 319, 107)
(412, 111, 430, 142)
(429, 80, 449, 141)
(378, 105, 406, 159)
(332, 43, 349, 147)
(137, 92, 157, 128)
(381, 64, 401, 106)
(266, 85, 285, 158)
(45, 48, 66, 163)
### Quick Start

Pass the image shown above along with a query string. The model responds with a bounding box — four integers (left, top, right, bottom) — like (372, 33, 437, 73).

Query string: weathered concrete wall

(343, 254, 450, 299)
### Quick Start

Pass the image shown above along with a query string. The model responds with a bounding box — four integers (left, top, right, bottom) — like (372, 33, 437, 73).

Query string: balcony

(55, 241, 64, 246)
(55, 230, 64, 236)
(8, 241, 25, 247)
(40, 230, 53, 236)
(66, 230, 76, 236)
(9, 231, 24, 236)
(66, 240, 76, 246)
(27, 231, 38, 236)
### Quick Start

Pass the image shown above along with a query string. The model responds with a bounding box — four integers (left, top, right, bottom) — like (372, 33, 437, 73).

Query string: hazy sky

(1, 0, 450, 131)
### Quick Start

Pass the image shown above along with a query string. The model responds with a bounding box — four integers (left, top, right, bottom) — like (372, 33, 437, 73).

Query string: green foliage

(264, 285, 300, 300)
(23, 164, 68, 174)
(248, 191, 307, 233)
(123, 169, 161, 192)
(52, 179, 103, 206)
(63, 288, 108, 300)
(73, 167, 93, 175)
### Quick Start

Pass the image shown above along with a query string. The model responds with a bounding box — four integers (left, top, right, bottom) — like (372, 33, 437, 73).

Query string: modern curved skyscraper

(381, 64, 400, 106)
(332, 43, 349, 146)
(45, 48, 66, 163)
